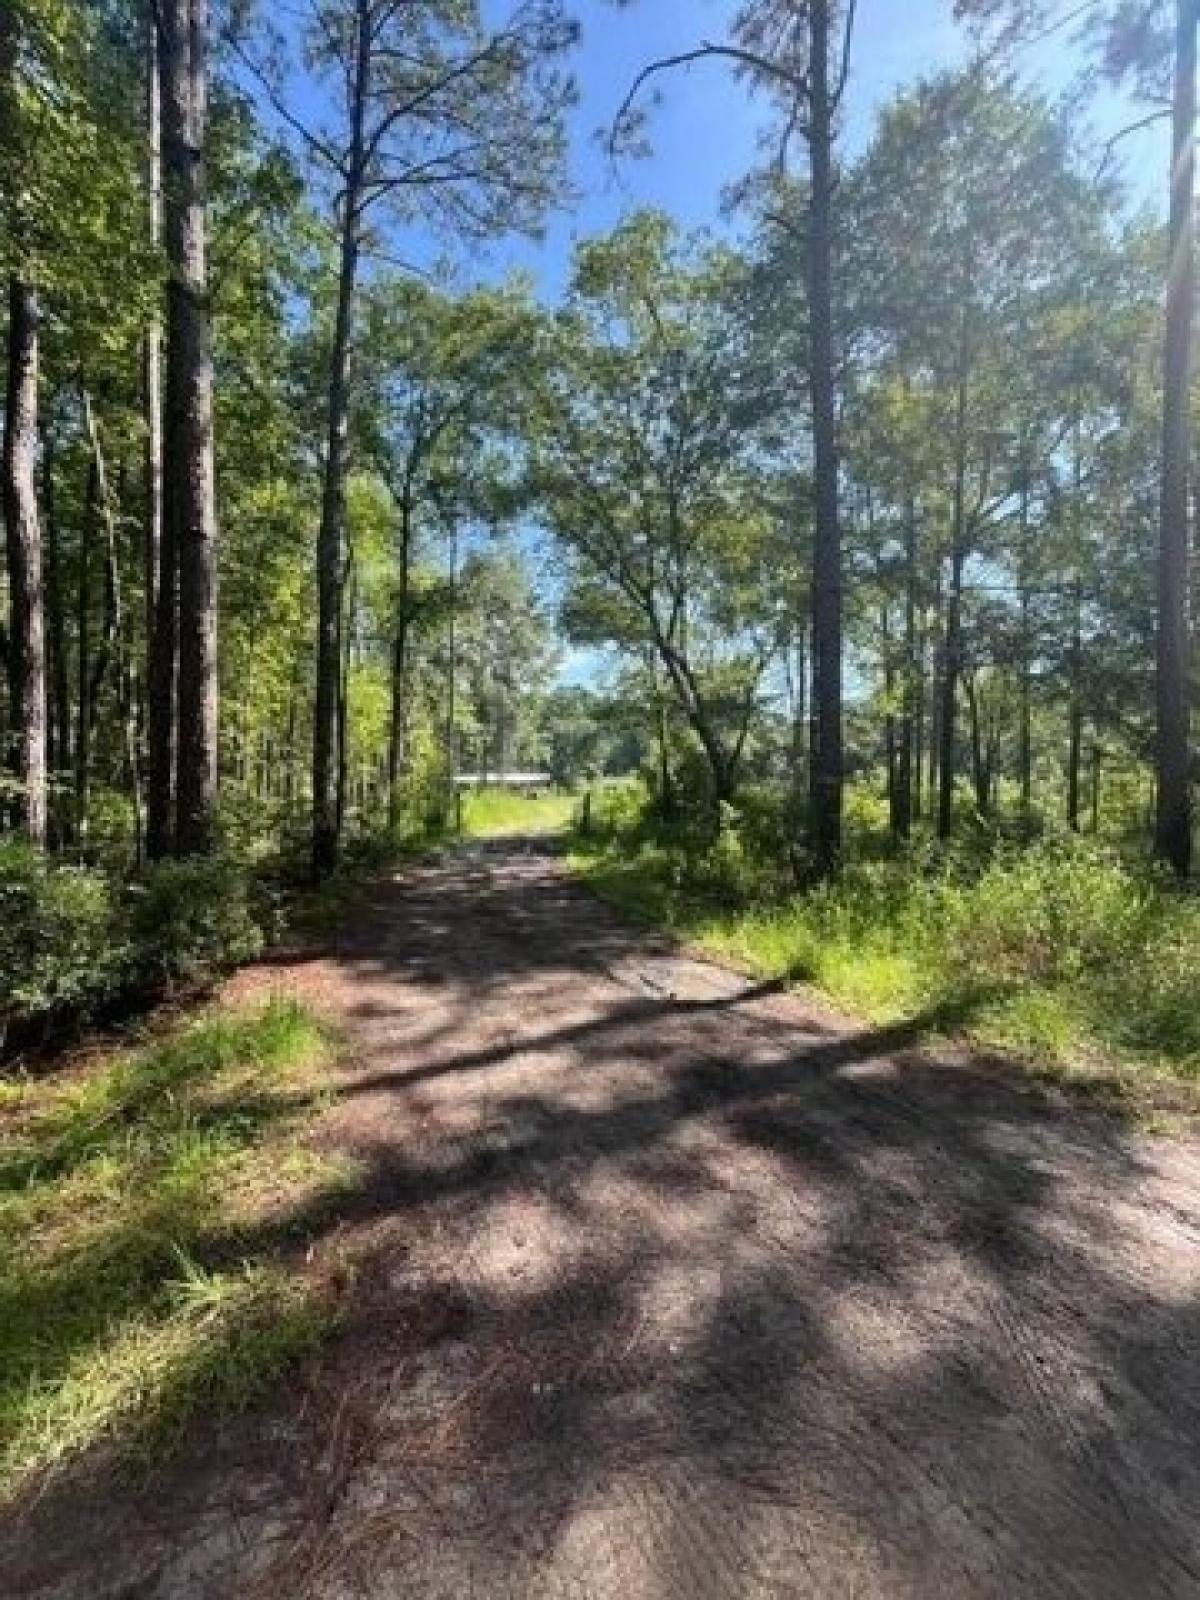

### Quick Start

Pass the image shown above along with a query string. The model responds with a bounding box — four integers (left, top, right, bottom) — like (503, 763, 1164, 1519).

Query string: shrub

(0, 843, 126, 1026)
(127, 855, 266, 988)
(939, 836, 1152, 986)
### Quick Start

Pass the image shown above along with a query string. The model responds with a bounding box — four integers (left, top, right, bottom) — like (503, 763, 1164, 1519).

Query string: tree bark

(162, 0, 219, 858)
(313, 0, 370, 879)
(882, 602, 899, 833)
(1017, 450, 1033, 818)
(2, 277, 47, 848)
(387, 481, 413, 833)
(937, 299, 972, 842)
(805, 0, 843, 876)
(336, 549, 356, 837)
(1067, 581, 1083, 831)
(42, 429, 71, 835)
(964, 671, 990, 816)
(76, 460, 96, 844)
(1155, 0, 1196, 878)
(894, 495, 918, 840)
(143, 10, 164, 731)
(81, 388, 145, 860)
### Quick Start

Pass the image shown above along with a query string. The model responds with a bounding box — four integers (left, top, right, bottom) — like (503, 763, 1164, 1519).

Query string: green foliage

(126, 857, 267, 989)
(0, 847, 273, 1035)
(0, 844, 125, 1024)
(0, 999, 351, 1497)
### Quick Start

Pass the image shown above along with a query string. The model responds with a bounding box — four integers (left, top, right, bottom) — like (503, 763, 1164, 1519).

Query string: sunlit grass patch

(0, 998, 352, 1501)
(0, 1261, 325, 1491)
(459, 787, 577, 838)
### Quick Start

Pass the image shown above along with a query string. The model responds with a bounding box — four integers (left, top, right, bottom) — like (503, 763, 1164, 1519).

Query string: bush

(939, 836, 1153, 986)
(127, 855, 266, 988)
(0, 843, 126, 1026)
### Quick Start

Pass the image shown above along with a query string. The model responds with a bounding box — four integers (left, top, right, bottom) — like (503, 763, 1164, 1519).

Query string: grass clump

(571, 791, 1200, 1096)
(0, 997, 356, 1500)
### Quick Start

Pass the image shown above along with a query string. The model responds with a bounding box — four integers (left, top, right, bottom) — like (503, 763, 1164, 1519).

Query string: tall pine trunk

(42, 430, 71, 837)
(387, 482, 413, 833)
(313, 0, 369, 878)
(143, 11, 165, 836)
(76, 460, 96, 843)
(894, 495, 918, 841)
(1156, 0, 1196, 878)
(3, 277, 47, 848)
(805, 0, 843, 876)
(1016, 440, 1033, 818)
(162, 0, 218, 857)
(937, 300, 972, 841)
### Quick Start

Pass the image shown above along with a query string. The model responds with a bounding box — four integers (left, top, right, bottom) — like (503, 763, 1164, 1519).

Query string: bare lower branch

(609, 40, 807, 159)
(1093, 106, 1172, 181)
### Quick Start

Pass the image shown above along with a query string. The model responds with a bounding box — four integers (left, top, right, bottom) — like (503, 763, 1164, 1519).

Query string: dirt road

(8, 839, 1200, 1598)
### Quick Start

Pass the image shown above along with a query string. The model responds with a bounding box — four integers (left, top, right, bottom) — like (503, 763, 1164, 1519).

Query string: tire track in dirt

(6, 839, 1200, 1599)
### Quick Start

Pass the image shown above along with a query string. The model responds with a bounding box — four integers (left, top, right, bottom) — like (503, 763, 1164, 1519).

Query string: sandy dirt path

(7, 837, 1200, 1598)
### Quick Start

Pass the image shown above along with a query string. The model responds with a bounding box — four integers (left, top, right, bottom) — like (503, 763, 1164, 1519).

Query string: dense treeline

(0, 0, 1196, 1033)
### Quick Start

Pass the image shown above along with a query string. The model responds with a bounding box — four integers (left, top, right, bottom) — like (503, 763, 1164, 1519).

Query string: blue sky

(479, 0, 1168, 299)
(241, 0, 1171, 296)
(484, 0, 968, 294)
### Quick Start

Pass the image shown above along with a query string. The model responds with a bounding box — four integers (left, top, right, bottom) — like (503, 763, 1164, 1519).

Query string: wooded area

(0, 0, 1196, 1036)
(8, 7, 1200, 1579)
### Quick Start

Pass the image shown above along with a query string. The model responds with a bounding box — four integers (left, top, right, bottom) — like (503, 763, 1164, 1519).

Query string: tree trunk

(1155, 0, 1197, 878)
(313, 1, 369, 879)
(143, 10, 164, 730)
(336, 550, 356, 838)
(937, 304, 972, 842)
(805, 0, 843, 876)
(2, 277, 47, 848)
(964, 671, 989, 817)
(912, 602, 925, 825)
(1091, 742, 1102, 833)
(43, 429, 71, 839)
(1067, 575, 1083, 831)
(657, 698, 676, 819)
(927, 560, 943, 813)
(387, 483, 413, 833)
(937, 545, 965, 839)
(882, 602, 900, 834)
(76, 461, 96, 844)
(1017, 454, 1033, 817)
(789, 623, 807, 784)
(81, 387, 146, 861)
(895, 496, 917, 841)
(162, 0, 218, 858)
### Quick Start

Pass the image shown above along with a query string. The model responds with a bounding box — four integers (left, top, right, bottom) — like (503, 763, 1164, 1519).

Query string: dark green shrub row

(0, 844, 268, 1040)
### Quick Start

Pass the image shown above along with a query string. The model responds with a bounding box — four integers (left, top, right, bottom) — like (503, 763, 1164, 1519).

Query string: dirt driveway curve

(7, 837, 1200, 1598)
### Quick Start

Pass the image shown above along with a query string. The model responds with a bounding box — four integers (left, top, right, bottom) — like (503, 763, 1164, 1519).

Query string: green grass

(0, 998, 359, 1500)
(458, 787, 578, 838)
(570, 818, 1200, 1105)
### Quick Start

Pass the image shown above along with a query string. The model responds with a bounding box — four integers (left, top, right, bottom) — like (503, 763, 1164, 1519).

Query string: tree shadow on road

(6, 850, 1200, 1599)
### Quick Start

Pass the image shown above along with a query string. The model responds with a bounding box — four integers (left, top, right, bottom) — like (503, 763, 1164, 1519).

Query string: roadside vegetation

(572, 784, 1200, 1101)
(0, 997, 356, 1501)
